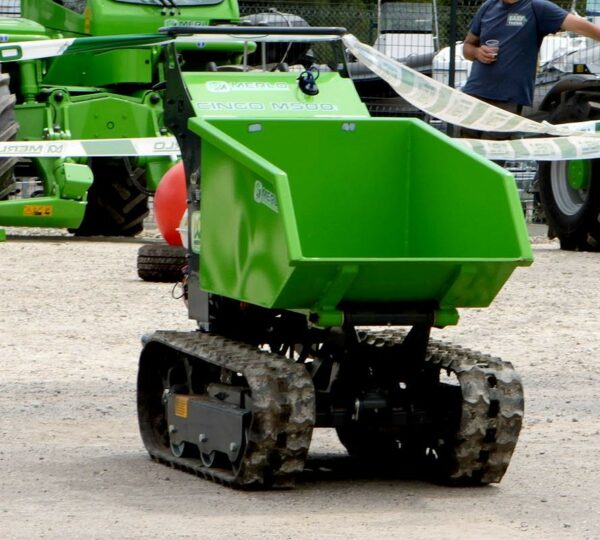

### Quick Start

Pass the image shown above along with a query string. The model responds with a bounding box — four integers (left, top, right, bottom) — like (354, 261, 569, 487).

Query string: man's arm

(562, 13, 600, 40)
(462, 32, 498, 63)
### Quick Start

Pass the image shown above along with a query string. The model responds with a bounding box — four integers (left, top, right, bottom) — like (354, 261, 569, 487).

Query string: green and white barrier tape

(1, 33, 600, 161)
(0, 137, 180, 157)
(0, 34, 169, 62)
(3, 132, 600, 161)
(0, 33, 343, 63)
(343, 35, 600, 160)
(459, 135, 600, 161)
(342, 35, 581, 137)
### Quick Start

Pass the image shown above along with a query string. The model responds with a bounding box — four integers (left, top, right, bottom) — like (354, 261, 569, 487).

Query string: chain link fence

(0, 0, 18, 16)
(240, 2, 378, 43)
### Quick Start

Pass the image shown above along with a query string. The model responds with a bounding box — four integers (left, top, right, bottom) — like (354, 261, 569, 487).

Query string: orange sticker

(23, 205, 53, 217)
(174, 395, 188, 418)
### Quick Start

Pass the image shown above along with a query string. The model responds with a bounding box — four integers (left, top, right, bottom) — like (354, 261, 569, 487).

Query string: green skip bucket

(191, 117, 533, 326)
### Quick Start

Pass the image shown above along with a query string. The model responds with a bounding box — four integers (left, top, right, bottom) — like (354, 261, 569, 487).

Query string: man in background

(461, 0, 600, 138)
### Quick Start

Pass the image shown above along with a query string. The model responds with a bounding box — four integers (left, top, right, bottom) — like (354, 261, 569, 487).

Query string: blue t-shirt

(462, 0, 567, 106)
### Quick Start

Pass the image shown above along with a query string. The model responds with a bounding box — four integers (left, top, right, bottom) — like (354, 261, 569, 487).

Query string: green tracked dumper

(137, 27, 533, 488)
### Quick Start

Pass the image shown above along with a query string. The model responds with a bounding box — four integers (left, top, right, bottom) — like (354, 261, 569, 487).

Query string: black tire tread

(539, 94, 600, 251)
(346, 329, 524, 486)
(137, 243, 187, 282)
(73, 158, 149, 237)
(0, 70, 18, 200)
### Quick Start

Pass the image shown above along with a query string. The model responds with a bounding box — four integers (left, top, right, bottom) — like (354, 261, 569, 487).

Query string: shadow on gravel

(44, 451, 499, 508)
(299, 453, 497, 493)
(301, 453, 423, 484)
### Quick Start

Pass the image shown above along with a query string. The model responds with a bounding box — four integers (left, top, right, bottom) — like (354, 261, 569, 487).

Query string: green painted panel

(45, 49, 154, 86)
(0, 18, 49, 39)
(0, 196, 85, 228)
(183, 71, 369, 119)
(21, 0, 239, 37)
(64, 94, 161, 139)
(14, 102, 46, 140)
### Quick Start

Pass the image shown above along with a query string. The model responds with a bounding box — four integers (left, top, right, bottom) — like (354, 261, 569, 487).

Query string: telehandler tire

(0, 70, 19, 200)
(538, 94, 600, 251)
(137, 243, 187, 282)
(73, 158, 149, 237)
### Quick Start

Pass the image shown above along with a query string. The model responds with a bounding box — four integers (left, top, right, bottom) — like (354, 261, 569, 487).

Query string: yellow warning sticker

(174, 395, 188, 418)
(23, 205, 53, 217)
(84, 6, 92, 35)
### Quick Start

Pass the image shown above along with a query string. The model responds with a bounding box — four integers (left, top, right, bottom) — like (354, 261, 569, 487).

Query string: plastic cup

(485, 39, 499, 58)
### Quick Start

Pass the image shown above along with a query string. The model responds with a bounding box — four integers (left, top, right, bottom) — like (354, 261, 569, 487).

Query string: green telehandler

(0, 0, 241, 236)
(136, 26, 533, 488)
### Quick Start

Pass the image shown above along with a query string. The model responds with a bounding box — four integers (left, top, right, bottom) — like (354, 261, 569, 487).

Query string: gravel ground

(0, 226, 598, 539)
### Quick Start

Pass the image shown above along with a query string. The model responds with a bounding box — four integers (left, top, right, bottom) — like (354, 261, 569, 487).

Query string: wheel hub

(567, 160, 590, 191)
(550, 161, 590, 216)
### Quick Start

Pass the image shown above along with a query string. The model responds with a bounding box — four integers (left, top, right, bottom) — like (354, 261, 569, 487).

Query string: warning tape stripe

(0, 38, 75, 62)
(0, 33, 343, 63)
(342, 34, 600, 139)
(459, 136, 600, 161)
(3, 133, 600, 162)
(1, 33, 600, 161)
(0, 34, 170, 62)
(0, 31, 596, 136)
(0, 137, 180, 157)
(341, 34, 600, 160)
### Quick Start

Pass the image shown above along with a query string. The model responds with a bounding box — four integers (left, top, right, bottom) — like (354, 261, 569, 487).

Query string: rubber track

(141, 331, 316, 489)
(358, 329, 524, 484)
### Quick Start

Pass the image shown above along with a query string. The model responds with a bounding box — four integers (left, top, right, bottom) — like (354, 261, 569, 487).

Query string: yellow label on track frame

(174, 395, 189, 418)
